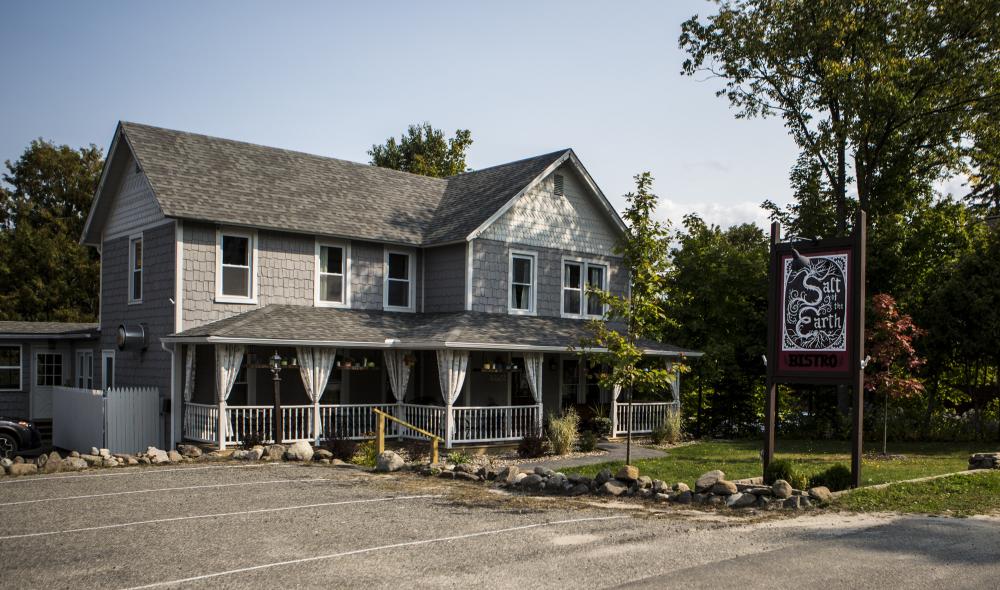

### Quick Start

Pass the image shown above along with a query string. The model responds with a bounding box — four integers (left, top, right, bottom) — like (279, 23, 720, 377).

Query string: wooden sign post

(765, 210, 867, 488)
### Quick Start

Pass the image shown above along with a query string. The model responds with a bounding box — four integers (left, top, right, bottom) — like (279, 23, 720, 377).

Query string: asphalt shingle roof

(120, 122, 568, 246)
(0, 322, 99, 337)
(167, 305, 698, 356)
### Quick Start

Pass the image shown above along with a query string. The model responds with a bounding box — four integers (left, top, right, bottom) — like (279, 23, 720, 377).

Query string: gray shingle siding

(349, 240, 383, 311)
(471, 238, 625, 318)
(423, 243, 466, 313)
(100, 221, 175, 396)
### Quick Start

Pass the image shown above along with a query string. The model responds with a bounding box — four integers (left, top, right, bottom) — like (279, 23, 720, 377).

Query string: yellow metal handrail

(371, 408, 441, 464)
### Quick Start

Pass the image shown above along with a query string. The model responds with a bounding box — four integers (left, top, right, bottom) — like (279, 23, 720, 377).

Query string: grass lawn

(563, 439, 984, 488)
(836, 471, 1000, 516)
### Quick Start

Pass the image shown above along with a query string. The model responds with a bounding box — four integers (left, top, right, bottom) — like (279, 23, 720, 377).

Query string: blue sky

(1, 0, 800, 229)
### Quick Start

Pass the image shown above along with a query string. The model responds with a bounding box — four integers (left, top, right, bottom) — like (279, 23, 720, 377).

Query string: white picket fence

(52, 386, 160, 454)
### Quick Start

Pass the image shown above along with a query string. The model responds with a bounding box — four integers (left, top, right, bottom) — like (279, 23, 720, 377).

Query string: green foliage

(517, 428, 547, 458)
(0, 140, 103, 321)
(547, 408, 580, 456)
(368, 122, 472, 178)
(589, 416, 612, 438)
(838, 471, 1000, 516)
(763, 458, 808, 490)
(809, 464, 853, 492)
(238, 432, 266, 450)
(578, 430, 598, 453)
(446, 450, 471, 465)
(350, 440, 378, 467)
(651, 410, 683, 445)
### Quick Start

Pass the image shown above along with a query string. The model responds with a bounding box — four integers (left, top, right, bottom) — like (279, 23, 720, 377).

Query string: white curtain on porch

(436, 349, 468, 405)
(613, 384, 623, 400)
(215, 344, 245, 437)
(295, 347, 337, 404)
(523, 352, 543, 404)
(183, 345, 196, 403)
(384, 350, 412, 402)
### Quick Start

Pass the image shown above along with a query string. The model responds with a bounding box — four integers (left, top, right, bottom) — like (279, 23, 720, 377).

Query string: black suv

(0, 417, 42, 459)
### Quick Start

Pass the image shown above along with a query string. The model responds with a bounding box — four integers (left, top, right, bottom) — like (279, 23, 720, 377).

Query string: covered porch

(166, 306, 694, 449)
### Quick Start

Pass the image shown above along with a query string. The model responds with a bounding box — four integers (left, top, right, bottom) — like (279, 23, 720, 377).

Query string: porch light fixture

(270, 351, 282, 373)
(270, 350, 283, 444)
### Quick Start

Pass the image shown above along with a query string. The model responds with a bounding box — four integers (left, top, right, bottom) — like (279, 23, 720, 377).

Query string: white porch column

(215, 344, 245, 450)
(611, 384, 622, 437)
(524, 352, 544, 434)
(218, 401, 227, 450)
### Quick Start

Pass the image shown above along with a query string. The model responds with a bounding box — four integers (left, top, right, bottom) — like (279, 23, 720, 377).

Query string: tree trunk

(832, 105, 847, 236)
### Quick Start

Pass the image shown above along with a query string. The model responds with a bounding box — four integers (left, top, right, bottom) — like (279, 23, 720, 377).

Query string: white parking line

(0, 462, 288, 484)
(0, 477, 337, 507)
(0, 495, 442, 540)
(122, 515, 628, 589)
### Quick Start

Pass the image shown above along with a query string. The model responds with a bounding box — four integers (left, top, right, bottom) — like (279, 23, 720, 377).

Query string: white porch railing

(452, 405, 539, 443)
(184, 403, 219, 443)
(226, 405, 275, 445)
(401, 404, 446, 440)
(319, 403, 397, 440)
(614, 401, 679, 436)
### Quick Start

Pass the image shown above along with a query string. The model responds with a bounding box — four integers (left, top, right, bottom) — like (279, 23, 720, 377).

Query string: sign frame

(763, 211, 866, 488)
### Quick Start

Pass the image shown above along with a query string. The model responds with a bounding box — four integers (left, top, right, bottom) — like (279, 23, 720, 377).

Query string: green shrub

(547, 408, 580, 455)
(809, 464, 853, 491)
(238, 431, 266, 450)
(446, 450, 471, 465)
(763, 458, 808, 490)
(350, 440, 378, 467)
(587, 405, 612, 437)
(518, 428, 547, 458)
(650, 410, 682, 445)
(578, 430, 598, 452)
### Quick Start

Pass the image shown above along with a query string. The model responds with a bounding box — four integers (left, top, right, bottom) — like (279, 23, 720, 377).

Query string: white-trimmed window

(129, 234, 143, 303)
(315, 241, 349, 307)
(216, 230, 257, 303)
(562, 259, 608, 318)
(76, 350, 94, 389)
(384, 249, 415, 311)
(509, 251, 537, 314)
(102, 350, 115, 390)
(36, 353, 63, 387)
(0, 345, 21, 391)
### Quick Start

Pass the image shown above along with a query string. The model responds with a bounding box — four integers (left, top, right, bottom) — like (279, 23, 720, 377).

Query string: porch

(167, 306, 694, 449)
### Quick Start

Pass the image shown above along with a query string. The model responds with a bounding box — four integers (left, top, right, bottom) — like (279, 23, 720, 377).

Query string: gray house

(81, 122, 696, 450)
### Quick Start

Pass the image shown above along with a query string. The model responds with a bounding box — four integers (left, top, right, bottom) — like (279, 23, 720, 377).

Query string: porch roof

(0, 321, 100, 340)
(164, 305, 700, 357)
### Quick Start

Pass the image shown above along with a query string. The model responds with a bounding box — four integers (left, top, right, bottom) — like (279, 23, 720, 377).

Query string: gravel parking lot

(1, 463, 997, 589)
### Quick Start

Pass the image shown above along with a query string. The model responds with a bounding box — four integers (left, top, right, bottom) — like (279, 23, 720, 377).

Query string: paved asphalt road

(0, 462, 997, 589)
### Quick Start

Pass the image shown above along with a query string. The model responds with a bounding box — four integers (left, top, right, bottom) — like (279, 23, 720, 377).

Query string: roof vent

(554, 174, 564, 196)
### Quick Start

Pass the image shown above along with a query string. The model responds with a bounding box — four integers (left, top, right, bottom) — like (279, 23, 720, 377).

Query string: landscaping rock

(548, 473, 568, 489)
(711, 480, 739, 496)
(138, 456, 151, 465)
(727, 492, 758, 508)
(454, 463, 478, 475)
(177, 444, 203, 458)
(264, 444, 287, 461)
(568, 473, 592, 486)
(783, 495, 811, 510)
(969, 452, 1000, 470)
(437, 470, 455, 479)
(454, 471, 480, 482)
(616, 465, 640, 482)
(534, 466, 555, 477)
(313, 449, 333, 461)
(654, 493, 671, 503)
(42, 452, 62, 474)
(284, 441, 314, 462)
(513, 472, 528, 484)
(673, 482, 691, 493)
(651, 479, 668, 494)
(99, 448, 111, 458)
(81, 454, 103, 466)
(595, 468, 613, 486)
(695, 470, 725, 492)
(375, 451, 404, 473)
(670, 490, 693, 504)
(707, 495, 725, 506)
(520, 474, 544, 490)
(69, 451, 80, 458)
(63, 457, 87, 471)
(34, 453, 48, 468)
(233, 447, 263, 461)
(0, 457, 12, 472)
(167, 450, 183, 463)
(772, 479, 793, 499)
(637, 475, 653, 489)
(693, 493, 709, 504)
(126, 457, 139, 466)
(8, 463, 37, 476)
(13, 456, 23, 464)
(497, 465, 520, 484)
(90, 447, 100, 456)
(102, 457, 119, 468)
(808, 486, 834, 504)
(568, 483, 590, 496)
(599, 480, 629, 496)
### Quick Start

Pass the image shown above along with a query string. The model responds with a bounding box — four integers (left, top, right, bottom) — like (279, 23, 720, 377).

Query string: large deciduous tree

(0, 140, 103, 321)
(368, 122, 473, 178)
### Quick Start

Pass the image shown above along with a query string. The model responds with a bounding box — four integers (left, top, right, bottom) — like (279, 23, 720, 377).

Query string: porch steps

(34, 419, 53, 446)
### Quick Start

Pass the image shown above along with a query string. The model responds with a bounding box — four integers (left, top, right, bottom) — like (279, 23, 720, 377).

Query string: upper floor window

(509, 251, 536, 314)
(384, 250, 414, 311)
(0, 345, 21, 391)
(216, 230, 256, 303)
(562, 259, 607, 318)
(129, 235, 143, 303)
(316, 241, 349, 307)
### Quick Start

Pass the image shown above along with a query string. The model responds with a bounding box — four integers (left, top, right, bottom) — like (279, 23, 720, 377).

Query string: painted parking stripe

(0, 477, 338, 507)
(0, 495, 442, 541)
(0, 462, 288, 485)
(122, 515, 629, 589)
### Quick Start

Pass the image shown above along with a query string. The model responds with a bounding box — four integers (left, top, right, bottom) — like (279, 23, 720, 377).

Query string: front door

(32, 351, 64, 420)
